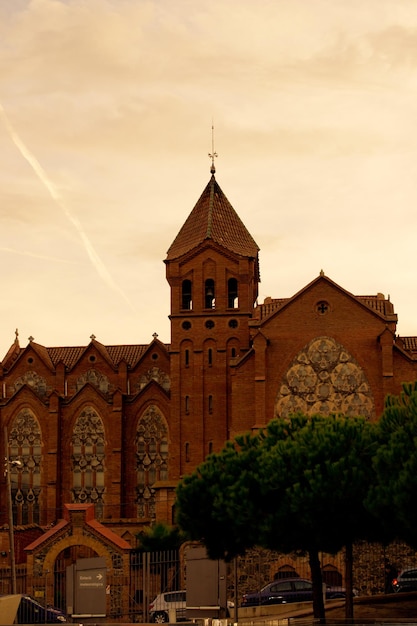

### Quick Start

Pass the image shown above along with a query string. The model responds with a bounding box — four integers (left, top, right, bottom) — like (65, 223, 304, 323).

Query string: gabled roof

(1, 335, 20, 370)
(253, 273, 398, 325)
(166, 174, 259, 261)
(399, 337, 417, 352)
(27, 341, 55, 370)
(1, 339, 55, 372)
(49, 341, 169, 370)
(2, 339, 170, 372)
(394, 336, 417, 360)
(24, 504, 131, 553)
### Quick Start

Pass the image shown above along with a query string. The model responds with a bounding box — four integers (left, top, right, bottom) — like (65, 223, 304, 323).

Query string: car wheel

(153, 612, 169, 623)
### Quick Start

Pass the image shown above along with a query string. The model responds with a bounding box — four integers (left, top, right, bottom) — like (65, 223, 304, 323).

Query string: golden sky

(1, 0, 417, 353)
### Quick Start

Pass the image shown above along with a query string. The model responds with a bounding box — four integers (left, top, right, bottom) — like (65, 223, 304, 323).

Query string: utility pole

(4, 425, 21, 594)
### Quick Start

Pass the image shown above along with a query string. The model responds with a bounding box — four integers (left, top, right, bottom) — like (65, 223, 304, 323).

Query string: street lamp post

(4, 426, 22, 594)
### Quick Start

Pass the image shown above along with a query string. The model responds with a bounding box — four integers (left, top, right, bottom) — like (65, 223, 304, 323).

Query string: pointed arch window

(71, 407, 105, 519)
(205, 279, 215, 309)
(182, 280, 193, 310)
(7, 409, 42, 524)
(135, 405, 168, 519)
(228, 278, 239, 308)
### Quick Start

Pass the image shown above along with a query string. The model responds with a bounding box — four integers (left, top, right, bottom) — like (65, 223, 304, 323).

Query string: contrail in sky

(0, 246, 80, 263)
(0, 102, 136, 312)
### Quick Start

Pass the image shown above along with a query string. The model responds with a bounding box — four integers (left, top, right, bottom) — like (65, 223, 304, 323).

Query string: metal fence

(2, 541, 417, 622)
(129, 550, 182, 622)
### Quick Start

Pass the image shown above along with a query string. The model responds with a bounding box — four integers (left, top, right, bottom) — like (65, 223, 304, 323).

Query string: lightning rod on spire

(208, 122, 218, 174)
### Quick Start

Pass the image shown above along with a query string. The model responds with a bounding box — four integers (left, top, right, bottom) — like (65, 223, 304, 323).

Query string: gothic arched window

(8, 408, 42, 524)
(71, 407, 105, 518)
(182, 279, 192, 310)
(228, 278, 239, 308)
(205, 279, 215, 309)
(135, 405, 168, 520)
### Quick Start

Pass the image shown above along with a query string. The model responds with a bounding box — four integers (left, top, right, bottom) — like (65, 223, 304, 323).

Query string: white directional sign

(68, 557, 107, 618)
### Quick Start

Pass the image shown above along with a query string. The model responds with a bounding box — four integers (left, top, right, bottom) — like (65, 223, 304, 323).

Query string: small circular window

(205, 320, 215, 329)
(89, 355, 96, 362)
(229, 319, 238, 328)
(316, 301, 330, 315)
(182, 321, 191, 330)
(151, 353, 158, 360)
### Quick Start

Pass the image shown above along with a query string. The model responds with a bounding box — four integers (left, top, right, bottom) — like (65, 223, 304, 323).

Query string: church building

(1, 163, 417, 542)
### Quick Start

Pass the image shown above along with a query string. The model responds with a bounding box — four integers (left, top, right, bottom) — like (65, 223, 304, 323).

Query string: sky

(1, 0, 417, 355)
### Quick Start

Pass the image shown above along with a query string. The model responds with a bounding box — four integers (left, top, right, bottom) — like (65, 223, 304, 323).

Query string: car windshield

(23, 596, 46, 609)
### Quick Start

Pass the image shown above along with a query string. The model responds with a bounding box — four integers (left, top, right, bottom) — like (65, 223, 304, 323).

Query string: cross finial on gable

(90, 334, 96, 341)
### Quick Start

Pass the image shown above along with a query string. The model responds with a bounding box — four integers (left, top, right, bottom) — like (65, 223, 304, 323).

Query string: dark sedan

(242, 577, 346, 606)
(392, 568, 417, 593)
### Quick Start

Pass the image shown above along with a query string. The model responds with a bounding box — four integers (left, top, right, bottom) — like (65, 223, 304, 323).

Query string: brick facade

(1, 169, 417, 549)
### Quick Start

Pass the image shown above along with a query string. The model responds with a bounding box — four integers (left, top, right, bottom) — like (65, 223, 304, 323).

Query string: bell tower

(165, 160, 260, 476)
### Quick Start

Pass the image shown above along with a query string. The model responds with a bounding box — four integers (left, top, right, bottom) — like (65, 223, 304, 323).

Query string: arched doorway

(25, 504, 131, 620)
(53, 545, 98, 611)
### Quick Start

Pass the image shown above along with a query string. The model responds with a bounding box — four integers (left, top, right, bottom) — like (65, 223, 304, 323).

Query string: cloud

(1, 0, 417, 352)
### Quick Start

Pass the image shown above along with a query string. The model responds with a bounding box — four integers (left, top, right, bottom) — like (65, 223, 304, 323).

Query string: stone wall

(228, 541, 417, 602)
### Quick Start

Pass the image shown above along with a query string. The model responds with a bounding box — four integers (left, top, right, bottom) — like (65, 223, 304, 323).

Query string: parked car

(392, 568, 417, 593)
(149, 590, 187, 623)
(241, 577, 346, 606)
(16, 595, 67, 623)
(149, 590, 234, 623)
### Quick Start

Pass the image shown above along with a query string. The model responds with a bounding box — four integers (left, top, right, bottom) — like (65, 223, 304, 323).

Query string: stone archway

(28, 533, 113, 616)
(53, 544, 99, 611)
(24, 504, 131, 619)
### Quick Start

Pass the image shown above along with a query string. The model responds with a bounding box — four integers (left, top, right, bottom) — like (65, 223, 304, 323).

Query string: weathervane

(208, 122, 218, 174)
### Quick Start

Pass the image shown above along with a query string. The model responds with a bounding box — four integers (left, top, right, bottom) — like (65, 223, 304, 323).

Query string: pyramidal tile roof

(166, 174, 259, 260)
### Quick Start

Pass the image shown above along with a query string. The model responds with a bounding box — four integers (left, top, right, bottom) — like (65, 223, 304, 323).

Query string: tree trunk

(345, 541, 354, 620)
(309, 548, 326, 623)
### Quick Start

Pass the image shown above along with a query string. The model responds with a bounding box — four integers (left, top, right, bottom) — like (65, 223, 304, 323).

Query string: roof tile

(166, 174, 259, 260)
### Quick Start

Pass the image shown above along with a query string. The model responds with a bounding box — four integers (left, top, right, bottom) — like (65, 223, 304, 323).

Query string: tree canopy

(176, 413, 381, 619)
(176, 436, 262, 561)
(136, 522, 186, 552)
(177, 414, 379, 556)
(367, 381, 417, 548)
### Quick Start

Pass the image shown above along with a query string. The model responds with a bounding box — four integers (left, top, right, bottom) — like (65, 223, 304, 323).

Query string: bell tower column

(165, 166, 260, 475)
